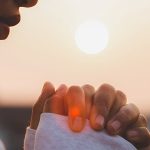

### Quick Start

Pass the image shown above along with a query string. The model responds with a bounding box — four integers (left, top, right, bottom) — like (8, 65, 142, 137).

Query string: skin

(0, 0, 38, 40)
(30, 82, 150, 150)
(65, 86, 86, 132)
(1, 0, 149, 149)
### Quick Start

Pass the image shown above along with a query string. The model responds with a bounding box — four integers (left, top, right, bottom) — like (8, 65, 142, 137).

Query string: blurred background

(0, 0, 150, 149)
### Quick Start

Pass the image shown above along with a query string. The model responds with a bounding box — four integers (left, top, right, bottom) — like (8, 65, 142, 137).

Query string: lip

(14, 0, 38, 7)
(0, 15, 21, 27)
(0, 23, 10, 40)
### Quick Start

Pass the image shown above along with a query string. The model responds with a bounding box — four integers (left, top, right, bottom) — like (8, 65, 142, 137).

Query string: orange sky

(0, 0, 150, 113)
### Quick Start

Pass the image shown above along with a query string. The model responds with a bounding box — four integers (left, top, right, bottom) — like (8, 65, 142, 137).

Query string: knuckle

(43, 81, 53, 88)
(67, 86, 84, 101)
(83, 84, 95, 92)
(58, 84, 67, 91)
(83, 84, 95, 96)
(129, 103, 138, 109)
(69, 86, 83, 93)
(67, 87, 85, 107)
(99, 83, 115, 92)
(97, 83, 115, 100)
(119, 105, 139, 123)
(94, 84, 116, 110)
(139, 114, 148, 126)
(83, 84, 94, 89)
(116, 90, 127, 104)
(128, 103, 140, 115)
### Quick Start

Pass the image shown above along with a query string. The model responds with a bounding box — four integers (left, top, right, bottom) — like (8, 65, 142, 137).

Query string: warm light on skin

(70, 107, 80, 118)
(75, 20, 109, 54)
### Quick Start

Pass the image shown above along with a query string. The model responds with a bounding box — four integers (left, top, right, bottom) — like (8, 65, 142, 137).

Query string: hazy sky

(0, 0, 150, 113)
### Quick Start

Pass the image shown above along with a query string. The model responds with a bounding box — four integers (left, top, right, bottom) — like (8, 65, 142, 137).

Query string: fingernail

(73, 117, 82, 129)
(127, 130, 138, 138)
(95, 115, 104, 127)
(72, 117, 83, 132)
(110, 121, 121, 132)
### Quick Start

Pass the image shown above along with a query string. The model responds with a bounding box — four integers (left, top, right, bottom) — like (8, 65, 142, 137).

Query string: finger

(90, 84, 116, 131)
(15, 0, 38, 7)
(43, 84, 68, 115)
(0, 23, 10, 40)
(66, 86, 86, 132)
(30, 82, 55, 129)
(129, 114, 148, 128)
(124, 114, 148, 148)
(108, 90, 127, 120)
(82, 84, 95, 119)
(126, 127, 150, 148)
(107, 103, 140, 135)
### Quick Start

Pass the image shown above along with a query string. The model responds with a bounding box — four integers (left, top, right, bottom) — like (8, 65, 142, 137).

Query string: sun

(75, 20, 109, 54)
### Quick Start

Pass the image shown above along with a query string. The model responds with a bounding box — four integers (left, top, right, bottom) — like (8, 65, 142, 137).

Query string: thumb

(30, 82, 55, 129)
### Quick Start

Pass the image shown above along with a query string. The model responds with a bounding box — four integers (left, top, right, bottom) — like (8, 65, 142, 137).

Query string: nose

(0, 15, 20, 27)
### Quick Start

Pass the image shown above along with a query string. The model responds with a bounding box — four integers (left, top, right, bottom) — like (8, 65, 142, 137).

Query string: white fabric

(32, 113, 137, 150)
(24, 127, 36, 150)
(0, 140, 5, 150)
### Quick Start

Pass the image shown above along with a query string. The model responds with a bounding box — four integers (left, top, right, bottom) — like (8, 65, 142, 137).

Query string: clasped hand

(30, 82, 150, 149)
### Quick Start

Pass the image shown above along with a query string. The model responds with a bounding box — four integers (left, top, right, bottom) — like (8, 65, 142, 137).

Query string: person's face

(0, 0, 38, 39)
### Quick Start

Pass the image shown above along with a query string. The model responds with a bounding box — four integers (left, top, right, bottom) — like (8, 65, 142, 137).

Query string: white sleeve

(0, 140, 5, 150)
(24, 127, 36, 150)
(34, 113, 137, 150)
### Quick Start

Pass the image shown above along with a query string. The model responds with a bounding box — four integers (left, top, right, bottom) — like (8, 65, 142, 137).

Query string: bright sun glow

(75, 20, 109, 54)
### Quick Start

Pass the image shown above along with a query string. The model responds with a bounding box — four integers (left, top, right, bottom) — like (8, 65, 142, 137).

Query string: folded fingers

(126, 114, 150, 148)
(107, 103, 140, 135)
